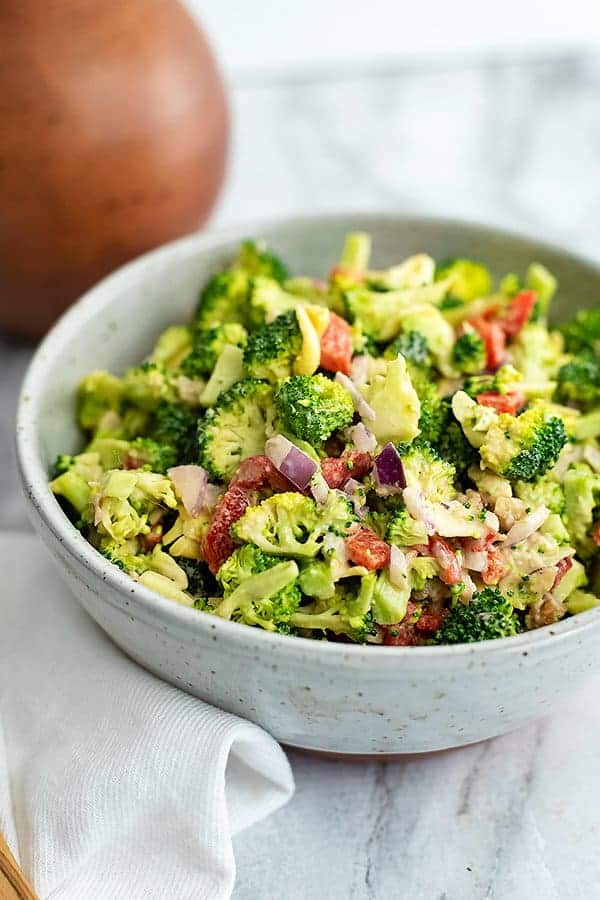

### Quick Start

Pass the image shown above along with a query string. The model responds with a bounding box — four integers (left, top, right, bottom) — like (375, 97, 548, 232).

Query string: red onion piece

(342, 478, 368, 517)
(335, 372, 376, 422)
(309, 472, 330, 505)
(403, 485, 436, 535)
(265, 435, 318, 492)
(347, 422, 377, 453)
(374, 443, 406, 492)
(168, 465, 209, 518)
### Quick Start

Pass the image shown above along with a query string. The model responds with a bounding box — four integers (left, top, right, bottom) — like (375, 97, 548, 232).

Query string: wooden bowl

(0, 0, 228, 338)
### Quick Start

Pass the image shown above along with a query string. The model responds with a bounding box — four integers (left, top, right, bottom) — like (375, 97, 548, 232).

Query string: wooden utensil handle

(0, 831, 38, 900)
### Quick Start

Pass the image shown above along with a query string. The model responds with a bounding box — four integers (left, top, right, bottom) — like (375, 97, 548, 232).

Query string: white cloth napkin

(0, 533, 294, 900)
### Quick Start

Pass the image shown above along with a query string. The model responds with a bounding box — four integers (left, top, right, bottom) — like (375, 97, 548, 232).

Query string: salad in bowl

(49, 232, 600, 647)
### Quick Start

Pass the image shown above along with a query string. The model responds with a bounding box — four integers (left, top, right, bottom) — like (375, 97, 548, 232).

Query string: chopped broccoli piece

(526, 263, 557, 317)
(434, 587, 521, 644)
(291, 575, 376, 643)
(197, 379, 274, 481)
(564, 463, 600, 555)
(462, 364, 522, 399)
(344, 283, 448, 343)
(561, 308, 600, 355)
(452, 332, 486, 374)
(233, 492, 356, 558)
(123, 362, 177, 411)
(358, 356, 421, 444)
(565, 590, 600, 615)
(367, 254, 435, 291)
(215, 545, 300, 632)
(148, 325, 193, 370)
(50, 454, 77, 479)
(552, 559, 588, 604)
(274, 374, 354, 444)
(481, 407, 567, 482)
(434, 258, 492, 303)
(243, 310, 302, 383)
(248, 276, 330, 325)
(411, 375, 445, 445)
(556, 352, 600, 410)
(369, 570, 410, 626)
(181, 323, 248, 378)
(384, 330, 431, 367)
(50, 470, 93, 518)
(434, 402, 478, 479)
(154, 402, 199, 464)
(396, 306, 457, 376)
(514, 476, 565, 516)
(195, 269, 249, 331)
(199, 345, 245, 408)
(398, 441, 456, 503)
(385, 508, 428, 546)
(77, 370, 123, 431)
(236, 239, 289, 283)
(125, 437, 178, 474)
(452, 390, 500, 449)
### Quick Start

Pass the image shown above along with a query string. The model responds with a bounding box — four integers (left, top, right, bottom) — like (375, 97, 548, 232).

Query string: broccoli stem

(215, 561, 299, 620)
(339, 232, 371, 273)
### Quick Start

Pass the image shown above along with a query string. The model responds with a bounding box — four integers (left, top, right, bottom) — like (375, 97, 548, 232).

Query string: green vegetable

(123, 363, 177, 411)
(452, 332, 486, 374)
(274, 374, 354, 444)
(181, 323, 247, 378)
(480, 407, 567, 482)
(199, 345, 245, 407)
(233, 491, 356, 558)
(123, 437, 178, 474)
(525, 263, 557, 316)
(384, 330, 431, 367)
(216, 545, 301, 632)
(358, 356, 421, 444)
(398, 441, 456, 503)
(564, 463, 600, 555)
(148, 325, 193, 370)
(197, 379, 274, 481)
(556, 352, 600, 410)
(243, 310, 302, 383)
(561, 308, 600, 355)
(434, 587, 521, 644)
(77, 371, 123, 431)
(434, 258, 492, 303)
(154, 402, 199, 465)
(385, 508, 428, 547)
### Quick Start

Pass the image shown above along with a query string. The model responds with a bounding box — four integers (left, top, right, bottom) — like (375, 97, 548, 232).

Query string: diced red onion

(389, 545, 408, 588)
(347, 422, 377, 453)
(265, 435, 318, 492)
(168, 465, 209, 518)
(374, 443, 406, 492)
(504, 506, 550, 546)
(462, 549, 488, 572)
(403, 485, 436, 535)
(335, 372, 376, 422)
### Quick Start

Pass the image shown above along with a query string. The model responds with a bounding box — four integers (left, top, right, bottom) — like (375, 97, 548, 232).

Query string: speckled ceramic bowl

(16, 215, 600, 756)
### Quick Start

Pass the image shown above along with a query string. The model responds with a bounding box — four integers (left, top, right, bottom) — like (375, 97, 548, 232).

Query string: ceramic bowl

(16, 214, 600, 757)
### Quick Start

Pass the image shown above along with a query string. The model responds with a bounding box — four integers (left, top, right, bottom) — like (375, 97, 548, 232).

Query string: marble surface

(3, 53, 600, 899)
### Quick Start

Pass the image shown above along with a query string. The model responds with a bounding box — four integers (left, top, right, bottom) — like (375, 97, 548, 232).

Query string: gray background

(3, 53, 600, 899)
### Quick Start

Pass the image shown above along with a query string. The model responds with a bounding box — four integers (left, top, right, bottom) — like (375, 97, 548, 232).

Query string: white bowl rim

(15, 211, 600, 668)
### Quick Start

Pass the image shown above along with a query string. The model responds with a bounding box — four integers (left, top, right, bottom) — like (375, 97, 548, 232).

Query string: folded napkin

(0, 533, 294, 900)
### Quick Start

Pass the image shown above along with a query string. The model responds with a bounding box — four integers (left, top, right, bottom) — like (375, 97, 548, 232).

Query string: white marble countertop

(2, 53, 600, 899)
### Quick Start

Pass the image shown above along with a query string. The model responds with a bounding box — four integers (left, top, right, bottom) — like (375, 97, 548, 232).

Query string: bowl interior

(26, 214, 600, 469)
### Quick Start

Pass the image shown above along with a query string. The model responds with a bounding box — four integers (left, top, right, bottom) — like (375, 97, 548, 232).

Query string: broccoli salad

(50, 233, 600, 646)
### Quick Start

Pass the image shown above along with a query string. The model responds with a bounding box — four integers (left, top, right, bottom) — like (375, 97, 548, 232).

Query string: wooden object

(0, 831, 38, 900)
(0, 0, 228, 337)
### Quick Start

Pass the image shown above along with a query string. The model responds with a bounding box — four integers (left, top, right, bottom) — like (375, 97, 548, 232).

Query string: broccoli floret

(50, 454, 76, 479)
(358, 356, 421, 444)
(564, 463, 600, 555)
(233, 491, 356, 558)
(411, 376, 445, 445)
(511, 324, 565, 392)
(177, 558, 220, 600)
(434, 258, 492, 303)
(434, 587, 521, 644)
(181, 323, 248, 378)
(77, 370, 123, 431)
(125, 437, 178, 474)
(153, 402, 199, 465)
(291, 575, 376, 643)
(452, 332, 486, 374)
(195, 269, 249, 331)
(398, 441, 456, 503)
(330, 232, 372, 288)
(274, 374, 354, 445)
(462, 364, 522, 399)
(236, 239, 289, 283)
(396, 306, 457, 376)
(50, 470, 94, 518)
(247, 276, 329, 326)
(556, 352, 600, 410)
(452, 390, 499, 449)
(215, 545, 301, 632)
(197, 379, 274, 481)
(525, 263, 557, 317)
(384, 330, 431, 367)
(514, 476, 565, 516)
(243, 310, 302, 383)
(344, 281, 448, 343)
(561, 308, 600, 355)
(123, 362, 177, 411)
(92, 469, 177, 544)
(148, 325, 193, 370)
(385, 508, 428, 546)
(480, 407, 567, 482)
(367, 254, 435, 291)
(434, 402, 478, 479)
